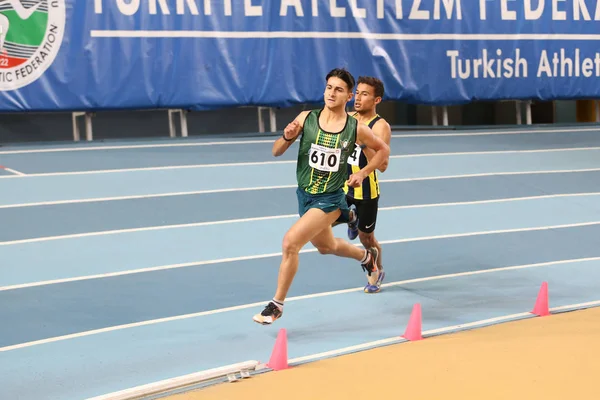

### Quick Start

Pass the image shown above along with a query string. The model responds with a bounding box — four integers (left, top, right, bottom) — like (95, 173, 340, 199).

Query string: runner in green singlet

(253, 68, 390, 325)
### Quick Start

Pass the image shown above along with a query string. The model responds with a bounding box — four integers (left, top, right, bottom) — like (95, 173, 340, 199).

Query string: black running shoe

(252, 302, 283, 325)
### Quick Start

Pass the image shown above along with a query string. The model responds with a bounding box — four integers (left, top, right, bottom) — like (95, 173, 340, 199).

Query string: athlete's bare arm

(272, 111, 309, 157)
(347, 123, 389, 187)
(362, 119, 391, 172)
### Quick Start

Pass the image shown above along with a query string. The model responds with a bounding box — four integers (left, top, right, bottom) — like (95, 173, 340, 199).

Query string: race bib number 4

(347, 143, 362, 166)
(309, 143, 341, 172)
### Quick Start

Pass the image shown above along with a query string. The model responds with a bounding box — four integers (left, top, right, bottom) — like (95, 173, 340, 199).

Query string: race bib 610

(309, 143, 341, 172)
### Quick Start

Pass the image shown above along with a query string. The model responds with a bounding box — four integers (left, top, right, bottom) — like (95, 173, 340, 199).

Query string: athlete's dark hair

(358, 76, 385, 98)
(326, 68, 355, 91)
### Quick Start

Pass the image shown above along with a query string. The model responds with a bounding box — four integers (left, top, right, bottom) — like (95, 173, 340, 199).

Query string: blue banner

(1, 0, 600, 111)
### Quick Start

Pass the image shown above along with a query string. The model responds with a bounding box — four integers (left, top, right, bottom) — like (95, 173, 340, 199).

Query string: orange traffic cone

(532, 282, 550, 317)
(267, 328, 289, 371)
(402, 303, 423, 341)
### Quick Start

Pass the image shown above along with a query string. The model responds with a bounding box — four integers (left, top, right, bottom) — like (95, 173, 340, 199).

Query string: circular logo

(0, 0, 65, 91)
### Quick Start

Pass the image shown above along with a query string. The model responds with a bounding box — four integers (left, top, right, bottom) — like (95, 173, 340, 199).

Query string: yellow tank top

(343, 114, 381, 200)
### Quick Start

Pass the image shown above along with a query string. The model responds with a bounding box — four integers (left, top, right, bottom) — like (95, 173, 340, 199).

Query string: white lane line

(0, 214, 297, 246)
(397, 146, 600, 158)
(2, 167, 26, 176)
(0, 139, 279, 154)
(0, 184, 298, 209)
(2, 192, 600, 246)
(0, 159, 292, 178)
(1, 126, 597, 155)
(1, 146, 600, 179)
(0, 252, 284, 292)
(1, 256, 598, 353)
(3, 167, 600, 210)
(2, 223, 600, 292)
(391, 126, 600, 138)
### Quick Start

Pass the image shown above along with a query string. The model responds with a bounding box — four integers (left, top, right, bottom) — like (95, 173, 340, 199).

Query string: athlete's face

(324, 77, 353, 109)
(354, 83, 381, 114)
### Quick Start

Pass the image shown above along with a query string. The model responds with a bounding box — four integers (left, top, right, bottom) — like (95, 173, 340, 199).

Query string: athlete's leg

(275, 206, 376, 298)
(274, 208, 343, 301)
(354, 198, 381, 267)
(311, 223, 380, 285)
(352, 198, 385, 293)
(359, 231, 383, 270)
(254, 207, 346, 325)
(254, 207, 377, 325)
(359, 230, 385, 293)
(312, 222, 368, 260)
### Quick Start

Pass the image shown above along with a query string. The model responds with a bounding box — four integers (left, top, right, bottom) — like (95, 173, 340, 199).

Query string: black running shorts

(345, 196, 379, 234)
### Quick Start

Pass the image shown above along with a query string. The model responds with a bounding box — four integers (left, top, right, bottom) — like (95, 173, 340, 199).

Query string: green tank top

(296, 109, 358, 195)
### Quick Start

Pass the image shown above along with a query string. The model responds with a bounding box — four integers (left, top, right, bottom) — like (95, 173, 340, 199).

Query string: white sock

(272, 298, 284, 311)
(360, 250, 371, 264)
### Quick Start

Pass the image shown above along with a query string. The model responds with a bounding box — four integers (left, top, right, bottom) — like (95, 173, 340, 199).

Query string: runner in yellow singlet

(344, 76, 392, 294)
(253, 68, 390, 325)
